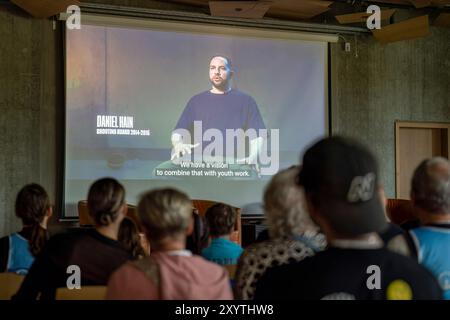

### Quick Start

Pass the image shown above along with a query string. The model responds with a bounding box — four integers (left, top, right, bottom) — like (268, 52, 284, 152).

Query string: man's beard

(210, 78, 229, 91)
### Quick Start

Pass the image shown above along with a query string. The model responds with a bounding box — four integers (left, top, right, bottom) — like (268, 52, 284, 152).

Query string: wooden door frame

(395, 120, 450, 199)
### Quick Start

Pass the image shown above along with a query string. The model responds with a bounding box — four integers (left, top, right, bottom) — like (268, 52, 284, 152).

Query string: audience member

(118, 217, 148, 259)
(186, 209, 209, 255)
(234, 166, 326, 300)
(13, 178, 131, 300)
(106, 188, 232, 299)
(408, 157, 450, 299)
(241, 202, 270, 243)
(0, 184, 52, 274)
(377, 187, 412, 256)
(202, 203, 243, 265)
(254, 137, 442, 300)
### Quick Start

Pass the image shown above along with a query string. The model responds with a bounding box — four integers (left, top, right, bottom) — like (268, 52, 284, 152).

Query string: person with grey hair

(106, 188, 232, 299)
(234, 166, 326, 300)
(254, 137, 442, 300)
(408, 157, 450, 299)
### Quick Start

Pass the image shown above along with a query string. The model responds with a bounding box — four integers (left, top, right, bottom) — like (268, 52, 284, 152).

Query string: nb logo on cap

(347, 172, 376, 203)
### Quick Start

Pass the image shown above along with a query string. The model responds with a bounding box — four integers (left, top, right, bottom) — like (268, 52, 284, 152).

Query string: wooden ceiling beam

(372, 15, 429, 43)
(209, 1, 273, 19)
(335, 9, 396, 24)
(11, 0, 80, 18)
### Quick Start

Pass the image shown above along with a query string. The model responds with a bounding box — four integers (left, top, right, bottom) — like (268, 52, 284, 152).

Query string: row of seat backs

(0, 273, 107, 300)
(0, 270, 237, 300)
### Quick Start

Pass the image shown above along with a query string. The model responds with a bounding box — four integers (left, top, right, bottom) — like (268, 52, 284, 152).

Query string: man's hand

(170, 132, 199, 161)
(236, 137, 263, 177)
(171, 142, 200, 160)
(236, 156, 260, 177)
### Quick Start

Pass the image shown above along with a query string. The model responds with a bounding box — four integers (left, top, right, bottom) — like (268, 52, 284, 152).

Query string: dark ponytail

(28, 224, 48, 256)
(87, 178, 125, 226)
(15, 184, 50, 256)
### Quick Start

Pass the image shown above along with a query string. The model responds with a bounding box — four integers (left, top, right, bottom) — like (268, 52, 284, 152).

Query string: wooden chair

(192, 199, 242, 245)
(78, 200, 141, 229)
(0, 273, 24, 300)
(386, 199, 417, 225)
(55, 286, 107, 300)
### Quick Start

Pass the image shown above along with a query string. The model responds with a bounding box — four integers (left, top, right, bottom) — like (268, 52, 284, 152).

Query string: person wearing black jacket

(255, 137, 442, 300)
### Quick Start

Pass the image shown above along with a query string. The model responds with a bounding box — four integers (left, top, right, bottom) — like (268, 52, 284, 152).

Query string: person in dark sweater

(254, 137, 442, 300)
(0, 184, 52, 274)
(12, 178, 131, 300)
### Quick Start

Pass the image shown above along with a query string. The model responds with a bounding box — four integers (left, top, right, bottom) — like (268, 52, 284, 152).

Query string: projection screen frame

(59, 6, 339, 221)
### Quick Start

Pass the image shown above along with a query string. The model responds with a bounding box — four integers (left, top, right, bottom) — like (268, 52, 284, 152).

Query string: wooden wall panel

(396, 127, 448, 199)
(331, 27, 450, 199)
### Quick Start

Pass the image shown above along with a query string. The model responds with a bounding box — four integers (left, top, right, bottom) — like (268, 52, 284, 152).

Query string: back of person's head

(138, 188, 192, 246)
(411, 157, 450, 215)
(118, 217, 147, 259)
(264, 166, 319, 239)
(15, 183, 51, 256)
(186, 209, 210, 255)
(87, 178, 126, 226)
(298, 136, 387, 237)
(205, 203, 236, 237)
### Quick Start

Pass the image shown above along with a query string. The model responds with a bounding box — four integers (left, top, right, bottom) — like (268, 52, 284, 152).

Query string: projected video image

(64, 23, 327, 216)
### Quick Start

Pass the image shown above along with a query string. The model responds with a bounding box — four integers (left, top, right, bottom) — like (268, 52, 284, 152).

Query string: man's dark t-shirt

(175, 89, 266, 134)
(254, 247, 442, 300)
(12, 229, 131, 300)
(175, 90, 266, 158)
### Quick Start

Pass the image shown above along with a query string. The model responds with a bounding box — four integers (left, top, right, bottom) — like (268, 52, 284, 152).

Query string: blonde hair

(138, 188, 192, 242)
(264, 166, 319, 239)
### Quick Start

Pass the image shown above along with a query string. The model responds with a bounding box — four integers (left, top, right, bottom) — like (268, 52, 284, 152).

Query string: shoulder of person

(51, 228, 98, 242)
(384, 252, 443, 299)
(231, 89, 256, 101)
(110, 262, 144, 282)
(253, 262, 297, 299)
(44, 229, 104, 254)
(191, 254, 228, 272)
(188, 91, 212, 103)
(262, 257, 309, 282)
(0, 235, 9, 272)
(381, 249, 442, 291)
(239, 241, 266, 260)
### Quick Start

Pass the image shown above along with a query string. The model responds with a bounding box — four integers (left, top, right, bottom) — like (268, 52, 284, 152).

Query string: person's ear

(46, 205, 53, 218)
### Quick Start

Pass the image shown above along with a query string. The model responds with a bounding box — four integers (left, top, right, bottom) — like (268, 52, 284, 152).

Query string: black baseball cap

(298, 136, 387, 236)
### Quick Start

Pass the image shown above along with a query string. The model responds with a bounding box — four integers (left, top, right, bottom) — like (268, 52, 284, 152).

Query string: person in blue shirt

(408, 157, 450, 300)
(202, 203, 243, 266)
(0, 184, 52, 275)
